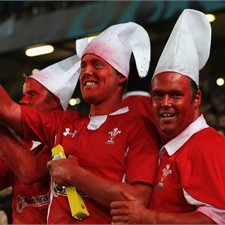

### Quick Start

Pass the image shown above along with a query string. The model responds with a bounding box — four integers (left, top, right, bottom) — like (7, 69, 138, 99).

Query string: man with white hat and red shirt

(0, 22, 160, 223)
(0, 55, 80, 223)
(110, 9, 225, 224)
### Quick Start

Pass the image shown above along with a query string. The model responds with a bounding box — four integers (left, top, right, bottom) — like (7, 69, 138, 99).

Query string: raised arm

(0, 124, 49, 183)
(0, 84, 22, 134)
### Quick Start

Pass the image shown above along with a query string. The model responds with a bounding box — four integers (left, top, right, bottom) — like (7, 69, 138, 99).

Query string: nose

(161, 95, 171, 106)
(81, 64, 93, 76)
(19, 96, 29, 105)
(80, 65, 94, 82)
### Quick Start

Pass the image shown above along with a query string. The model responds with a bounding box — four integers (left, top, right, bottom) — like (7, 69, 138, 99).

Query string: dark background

(0, 1, 225, 119)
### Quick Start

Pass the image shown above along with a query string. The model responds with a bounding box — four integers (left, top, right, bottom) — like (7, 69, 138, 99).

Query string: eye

(28, 91, 37, 97)
(94, 61, 103, 68)
(152, 92, 163, 99)
(171, 91, 182, 98)
(81, 62, 86, 69)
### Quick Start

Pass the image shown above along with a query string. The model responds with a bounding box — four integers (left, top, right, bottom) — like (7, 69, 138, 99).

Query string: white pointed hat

(76, 22, 151, 78)
(29, 55, 81, 110)
(152, 9, 211, 86)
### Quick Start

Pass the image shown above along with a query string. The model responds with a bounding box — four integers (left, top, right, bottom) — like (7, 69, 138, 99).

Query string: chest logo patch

(63, 128, 77, 138)
(106, 128, 121, 144)
(16, 194, 50, 213)
(156, 164, 172, 189)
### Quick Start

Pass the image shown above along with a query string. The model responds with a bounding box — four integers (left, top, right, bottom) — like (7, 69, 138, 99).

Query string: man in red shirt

(110, 9, 225, 224)
(0, 55, 80, 224)
(0, 22, 160, 223)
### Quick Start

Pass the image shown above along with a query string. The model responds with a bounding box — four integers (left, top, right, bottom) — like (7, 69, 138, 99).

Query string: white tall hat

(76, 22, 151, 78)
(29, 55, 81, 110)
(152, 9, 211, 86)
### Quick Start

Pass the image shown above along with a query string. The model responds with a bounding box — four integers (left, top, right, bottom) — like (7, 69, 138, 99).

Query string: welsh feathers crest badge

(106, 128, 121, 144)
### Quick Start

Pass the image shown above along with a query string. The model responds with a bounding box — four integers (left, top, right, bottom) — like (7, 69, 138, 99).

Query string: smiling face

(150, 72, 201, 143)
(79, 54, 127, 112)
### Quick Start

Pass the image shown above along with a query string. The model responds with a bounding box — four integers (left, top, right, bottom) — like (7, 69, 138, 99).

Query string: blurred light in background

(25, 45, 54, 57)
(32, 68, 40, 74)
(206, 13, 216, 22)
(216, 77, 224, 86)
(69, 97, 81, 106)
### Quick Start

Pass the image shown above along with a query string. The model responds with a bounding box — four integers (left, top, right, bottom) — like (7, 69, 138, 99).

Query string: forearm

(0, 85, 23, 134)
(68, 166, 151, 209)
(0, 126, 48, 183)
(144, 210, 215, 224)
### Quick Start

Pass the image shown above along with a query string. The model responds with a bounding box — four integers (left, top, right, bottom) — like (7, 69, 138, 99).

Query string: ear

(118, 74, 127, 85)
(51, 95, 63, 110)
(193, 90, 202, 108)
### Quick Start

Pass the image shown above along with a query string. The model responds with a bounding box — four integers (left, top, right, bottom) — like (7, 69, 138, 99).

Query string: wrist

(142, 208, 152, 224)
(143, 209, 158, 224)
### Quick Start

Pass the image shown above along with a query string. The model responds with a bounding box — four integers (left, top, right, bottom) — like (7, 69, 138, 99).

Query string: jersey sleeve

(181, 129, 225, 209)
(21, 106, 57, 148)
(124, 117, 160, 185)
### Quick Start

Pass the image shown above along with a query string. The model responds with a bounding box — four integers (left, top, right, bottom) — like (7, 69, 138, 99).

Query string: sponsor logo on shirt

(16, 194, 50, 213)
(63, 128, 77, 138)
(156, 164, 172, 189)
(106, 128, 121, 144)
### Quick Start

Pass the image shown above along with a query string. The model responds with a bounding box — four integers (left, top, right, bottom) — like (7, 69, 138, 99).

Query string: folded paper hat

(30, 55, 81, 110)
(76, 22, 151, 78)
(152, 9, 211, 86)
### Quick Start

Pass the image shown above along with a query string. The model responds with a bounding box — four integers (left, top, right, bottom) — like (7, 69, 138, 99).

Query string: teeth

(85, 81, 95, 86)
(161, 113, 174, 118)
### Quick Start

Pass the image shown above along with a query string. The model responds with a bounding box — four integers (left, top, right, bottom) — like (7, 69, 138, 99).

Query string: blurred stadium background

(0, 1, 225, 127)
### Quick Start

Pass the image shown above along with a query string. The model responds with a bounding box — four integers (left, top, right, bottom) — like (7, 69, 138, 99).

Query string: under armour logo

(63, 128, 77, 138)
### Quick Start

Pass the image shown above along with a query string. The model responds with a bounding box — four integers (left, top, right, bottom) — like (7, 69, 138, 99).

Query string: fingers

(111, 215, 128, 224)
(46, 160, 52, 170)
(67, 154, 78, 165)
(110, 201, 126, 209)
(111, 207, 126, 216)
(110, 202, 129, 224)
(110, 193, 139, 224)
